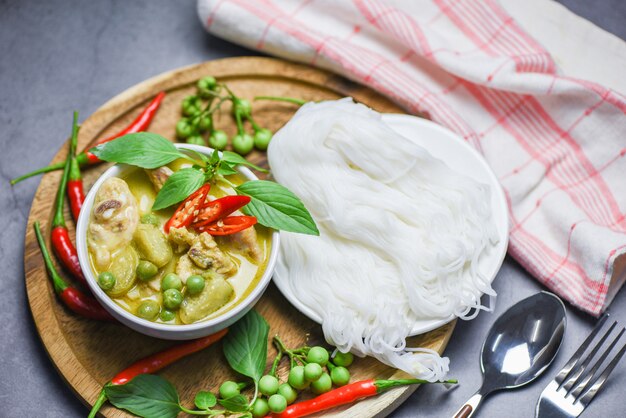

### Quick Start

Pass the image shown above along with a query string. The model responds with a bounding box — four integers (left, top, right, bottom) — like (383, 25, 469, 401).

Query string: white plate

(272, 114, 509, 336)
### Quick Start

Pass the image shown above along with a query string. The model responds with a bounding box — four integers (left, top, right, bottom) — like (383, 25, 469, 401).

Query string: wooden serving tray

(24, 57, 455, 417)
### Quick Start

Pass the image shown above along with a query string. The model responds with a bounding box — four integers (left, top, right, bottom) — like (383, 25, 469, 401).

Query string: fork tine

(577, 339, 626, 406)
(555, 313, 608, 385)
(560, 320, 616, 391)
(569, 327, 625, 398)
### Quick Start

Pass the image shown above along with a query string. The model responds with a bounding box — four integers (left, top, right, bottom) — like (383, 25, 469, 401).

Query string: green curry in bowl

(87, 160, 271, 325)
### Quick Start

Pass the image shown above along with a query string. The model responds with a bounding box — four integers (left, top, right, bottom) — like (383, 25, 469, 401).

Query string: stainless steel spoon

(452, 291, 567, 418)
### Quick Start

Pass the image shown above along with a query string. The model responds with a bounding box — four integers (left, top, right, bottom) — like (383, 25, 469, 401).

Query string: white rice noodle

(268, 99, 497, 381)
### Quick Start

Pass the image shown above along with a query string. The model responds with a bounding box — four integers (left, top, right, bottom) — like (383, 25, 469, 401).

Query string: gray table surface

(1, 1, 624, 417)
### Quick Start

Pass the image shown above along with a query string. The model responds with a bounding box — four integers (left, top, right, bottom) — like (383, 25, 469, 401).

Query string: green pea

(163, 288, 183, 310)
(287, 365, 308, 390)
(137, 300, 160, 321)
(161, 273, 182, 291)
(251, 398, 270, 418)
(176, 118, 194, 139)
(306, 346, 329, 366)
(333, 351, 354, 367)
(140, 213, 159, 226)
(232, 98, 252, 118)
(186, 134, 205, 146)
(277, 383, 297, 405)
(330, 366, 350, 386)
(208, 130, 228, 151)
(232, 133, 254, 155)
(253, 128, 272, 151)
(310, 373, 332, 395)
(197, 76, 217, 98)
(268, 394, 287, 414)
(259, 375, 280, 396)
(219, 381, 240, 399)
(304, 362, 323, 382)
(137, 260, 158, 281)
(197, 115, 212, 132)
(186, 275, 205, 295)
(182, 95, 202, 116)
(97, 272, 116, 291)
(159, 309, 176, 322)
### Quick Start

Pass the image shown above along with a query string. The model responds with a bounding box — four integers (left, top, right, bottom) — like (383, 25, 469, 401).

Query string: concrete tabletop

(1, 1, 624, 417)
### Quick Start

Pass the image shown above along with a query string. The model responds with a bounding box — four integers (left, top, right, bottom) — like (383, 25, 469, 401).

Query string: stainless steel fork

(535, 314, 626, 418)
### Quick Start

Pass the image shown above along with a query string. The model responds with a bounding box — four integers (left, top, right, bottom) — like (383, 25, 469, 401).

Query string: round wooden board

(24, 57, 456, 417)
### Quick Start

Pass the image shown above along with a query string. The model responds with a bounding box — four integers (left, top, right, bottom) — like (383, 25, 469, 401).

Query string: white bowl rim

(271, 114, 509, 336)
(76, 143, 280, 334)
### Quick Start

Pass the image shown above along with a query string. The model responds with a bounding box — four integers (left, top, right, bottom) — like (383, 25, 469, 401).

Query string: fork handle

(452, 391, 483, 418)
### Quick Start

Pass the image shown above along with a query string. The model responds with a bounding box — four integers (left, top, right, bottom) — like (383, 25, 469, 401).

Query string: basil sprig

(104, 310, 270, 417)
(91, 133, 319, 235)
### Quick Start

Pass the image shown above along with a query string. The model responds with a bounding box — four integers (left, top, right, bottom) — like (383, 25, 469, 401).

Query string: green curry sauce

(88, 161, 271, 325)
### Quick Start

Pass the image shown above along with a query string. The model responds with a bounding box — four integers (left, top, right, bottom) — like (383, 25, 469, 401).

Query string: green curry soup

(87, 161, 271, 325)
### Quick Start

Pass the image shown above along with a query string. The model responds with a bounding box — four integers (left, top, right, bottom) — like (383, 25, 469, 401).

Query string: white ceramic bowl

(76, 144, 280, 340)
(273, 114, 509, 336)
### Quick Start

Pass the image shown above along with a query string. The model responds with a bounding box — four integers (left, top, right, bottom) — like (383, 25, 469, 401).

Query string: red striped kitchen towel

(198, 0, 626, 316)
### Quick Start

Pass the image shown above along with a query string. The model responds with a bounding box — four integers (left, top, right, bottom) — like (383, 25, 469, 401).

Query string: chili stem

(87, 389, 108, 418)
(33, 221, 68, 294)
(375, 378, 458, 392)
(254, 96, 307, 106)
(9, 161, 65, 184)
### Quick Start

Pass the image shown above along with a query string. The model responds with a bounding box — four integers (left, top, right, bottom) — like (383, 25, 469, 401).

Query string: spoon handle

(452, 391, 483, 418)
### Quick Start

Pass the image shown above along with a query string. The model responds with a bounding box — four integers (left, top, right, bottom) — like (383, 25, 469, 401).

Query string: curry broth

(88, 163, 271, 324)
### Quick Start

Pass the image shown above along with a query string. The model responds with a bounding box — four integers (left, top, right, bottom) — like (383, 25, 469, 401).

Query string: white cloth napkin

(198, 0, 626, 316)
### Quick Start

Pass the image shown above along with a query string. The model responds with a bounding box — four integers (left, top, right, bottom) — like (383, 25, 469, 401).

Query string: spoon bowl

(453, 292, 567, 418)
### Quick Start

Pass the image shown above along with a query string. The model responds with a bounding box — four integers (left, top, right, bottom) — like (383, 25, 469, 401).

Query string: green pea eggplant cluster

(237, 337, 355, 417)
(175, 76, 274, 155)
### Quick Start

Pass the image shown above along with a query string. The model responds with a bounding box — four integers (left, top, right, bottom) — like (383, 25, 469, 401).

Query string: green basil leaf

(223, 310, 269, 383)
(209, 149, 221, 165)
(236, 180, 319, 235)
(152, 168, 205, 210)
(91, 133, 188, 169)
(194, 391, 217, 410)
(105, 374, 181, 418)
(221, 151, 268, 172)
(217, 163, 239, 176)
(217, 394, 249, 413)
(181, 148, 210, 166)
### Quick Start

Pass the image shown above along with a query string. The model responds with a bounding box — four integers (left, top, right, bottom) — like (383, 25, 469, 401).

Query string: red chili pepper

(196, 215, 257, 236)
(87, 328, 229, 418)
(51, 113, 87, 287)
(67, 111, 85, 221)
(190, 195, 251, 227)
(269, 378, 457, 418)
(10, 92, 165, 185)
(34, 221, 115, 322)
(164, 184, 211, 233)
(67, 178, 84, 221)
(51, 226, 84, 283)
